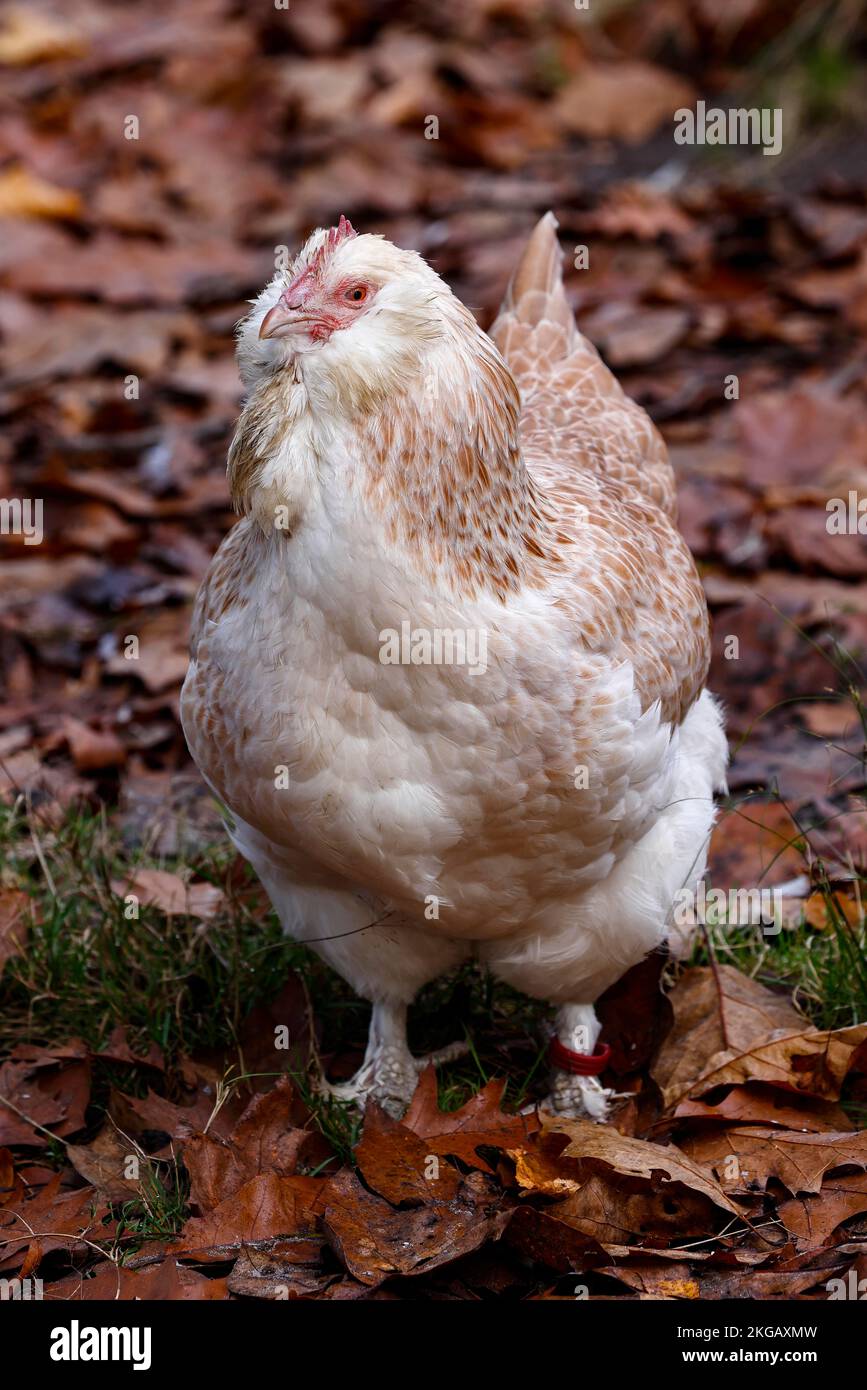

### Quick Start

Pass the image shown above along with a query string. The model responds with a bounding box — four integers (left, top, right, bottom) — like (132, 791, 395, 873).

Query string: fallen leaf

(95, 1025, 164, 1072)
(505, 1201, 606, 1270)
(652, 965, 803, 1110)
(672, 1083, 850, 1132)
(110, 867, 225, 920)
(678, 1126, 867, 1195)
(354, 1102, 461, 1205)
(67, 1125, 149, 1204)
(0, 888, 34, 969)
(0, 1044, 91, 1146)
(168, 1172, 323, 1261)
(509, 1145, 582, 1197)
(0, 1173, 108, 1275)
(734, 384, 867, 488)
(0, 1148, 25, 1208)
(220, 976, 314, 1083)
(403, 1070, 537, 1173)
(765, 506, 867, 580)
(12, 233, 266, 306)
(0, 165, 81, 220)
(0, 8, 85, 64)
(804, 891, 863, 932)
(778, 1173, 867, 1247)
(697, 1268, 831, 1298)
(322, 1165, 510, 1286)
(226, 1245, 341, 1300)
(582, 182, 697, 242)
(508, 1168, 731, 1260)
(46, 1259, 229, 1300)
(0, 306, 197, 384)
(183, 1078, 311, 1212)
(540, 1115, 743, 1218)
(684, 1023, 867, 1103)
(800, 701, 858, 738)
(708, 802, 809, 889)
(61, 716, 127, 771)
(590, 304, 691, 368)
(110, 1084, 222, 1143)
(596, 1262, 700, 1299)
(555, 62, 693, 143)
(104, 635, 191, 694)
(596, 949, 673, 1076)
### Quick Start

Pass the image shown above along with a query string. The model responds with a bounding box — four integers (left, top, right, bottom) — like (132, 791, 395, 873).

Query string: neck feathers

(227, 370, 304, 518)
(359, 313, 556, 601)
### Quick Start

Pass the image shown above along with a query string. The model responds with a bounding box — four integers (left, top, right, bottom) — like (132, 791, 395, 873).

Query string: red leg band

(549, 1036, 611, 1076)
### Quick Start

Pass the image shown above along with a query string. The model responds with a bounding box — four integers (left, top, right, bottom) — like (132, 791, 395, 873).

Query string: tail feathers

(489, 213, 679, 520)
(490, 212, 578, 369)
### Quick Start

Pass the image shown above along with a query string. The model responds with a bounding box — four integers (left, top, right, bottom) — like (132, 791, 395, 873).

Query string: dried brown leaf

(652, 965, 803, 1109)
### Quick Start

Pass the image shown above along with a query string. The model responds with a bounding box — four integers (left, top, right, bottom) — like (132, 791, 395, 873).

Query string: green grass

(114, 1155, 189, 1251)
(689, 872, 867, 1032)
(0, 797, 549, 1127)
(691, 623, 867, 1031)
(0, 800, 303, 1061)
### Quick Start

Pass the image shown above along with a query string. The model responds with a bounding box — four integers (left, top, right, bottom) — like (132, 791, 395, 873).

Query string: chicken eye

(345, 285, 367, 303)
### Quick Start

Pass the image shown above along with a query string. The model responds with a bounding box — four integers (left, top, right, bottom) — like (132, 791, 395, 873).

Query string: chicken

(181, 213, 727, 1119)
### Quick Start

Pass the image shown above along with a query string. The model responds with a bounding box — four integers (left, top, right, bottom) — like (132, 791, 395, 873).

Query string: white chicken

(181, 213, 727, 1119)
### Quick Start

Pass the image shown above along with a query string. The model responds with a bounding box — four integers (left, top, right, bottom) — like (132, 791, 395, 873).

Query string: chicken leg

(320, 1001, 468, 1118)
(543, 1003, 612, 1120)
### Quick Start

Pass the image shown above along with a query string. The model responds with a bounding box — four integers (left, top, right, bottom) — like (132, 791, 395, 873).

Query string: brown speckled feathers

(490, 213, 709, 725)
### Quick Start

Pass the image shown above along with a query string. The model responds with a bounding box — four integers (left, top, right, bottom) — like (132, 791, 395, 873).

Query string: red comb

(307, 215, 357, 277)
(327, 214, 356, 250)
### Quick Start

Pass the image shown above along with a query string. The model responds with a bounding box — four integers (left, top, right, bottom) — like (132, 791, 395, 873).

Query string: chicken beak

(258, 300, 302, 340)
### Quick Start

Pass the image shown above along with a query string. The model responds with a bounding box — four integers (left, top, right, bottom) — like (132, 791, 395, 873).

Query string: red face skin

(259, 266, 374, 343)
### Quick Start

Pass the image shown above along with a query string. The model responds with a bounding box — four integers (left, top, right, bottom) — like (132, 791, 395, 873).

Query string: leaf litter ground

(2, 0, 867, 1300)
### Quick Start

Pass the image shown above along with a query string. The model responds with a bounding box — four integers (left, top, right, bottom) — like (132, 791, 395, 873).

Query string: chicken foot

(318, 1000, 468, 1119)
(542, 1003, 615, 1121)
